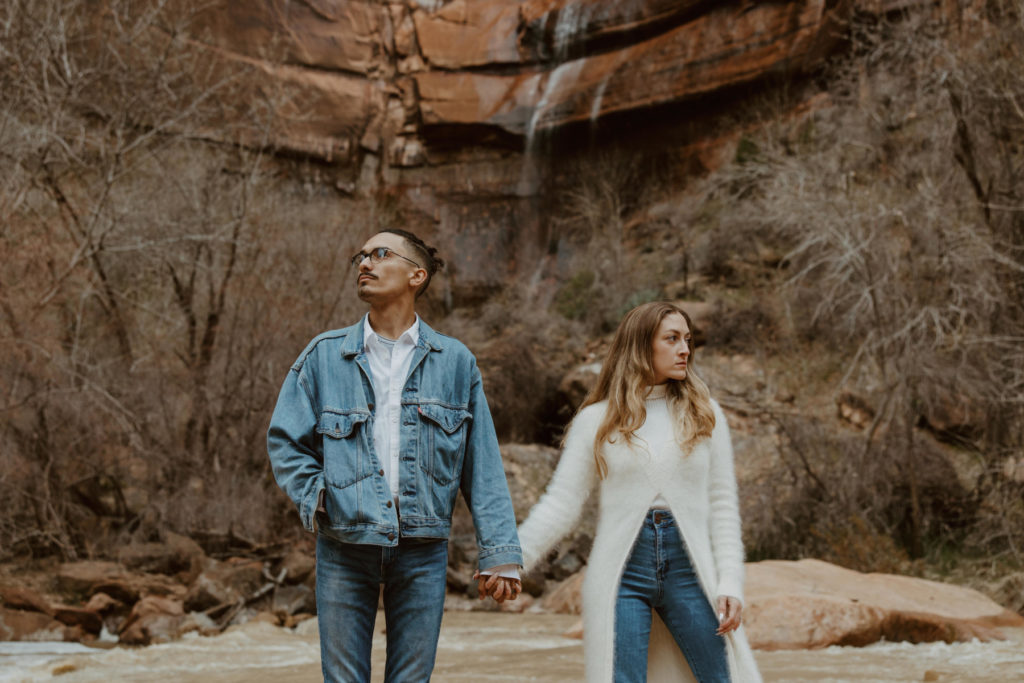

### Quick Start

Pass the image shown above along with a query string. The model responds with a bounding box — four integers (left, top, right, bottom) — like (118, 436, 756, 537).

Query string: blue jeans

(316, 533, 448, 683)
(613, 510, 730, 683)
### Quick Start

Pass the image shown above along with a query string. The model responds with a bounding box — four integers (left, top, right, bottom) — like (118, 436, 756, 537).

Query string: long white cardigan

(517, 389, 762, 682)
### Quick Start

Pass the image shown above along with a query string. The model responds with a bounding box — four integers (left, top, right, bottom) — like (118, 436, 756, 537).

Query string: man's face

(354, 232, 425, 304)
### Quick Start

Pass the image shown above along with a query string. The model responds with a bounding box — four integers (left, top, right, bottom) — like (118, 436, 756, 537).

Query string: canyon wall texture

(171, 0, 938, 300)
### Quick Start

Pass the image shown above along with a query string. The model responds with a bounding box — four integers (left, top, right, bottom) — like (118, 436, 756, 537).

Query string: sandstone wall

(153, 0, 863, 300)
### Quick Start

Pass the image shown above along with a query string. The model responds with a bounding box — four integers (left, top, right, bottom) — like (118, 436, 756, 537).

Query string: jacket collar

(340, 315, 444, 358)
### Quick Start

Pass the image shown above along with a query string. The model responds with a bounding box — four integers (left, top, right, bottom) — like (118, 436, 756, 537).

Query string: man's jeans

(613, 509, 730, 683)
(316, 533, 448, 683)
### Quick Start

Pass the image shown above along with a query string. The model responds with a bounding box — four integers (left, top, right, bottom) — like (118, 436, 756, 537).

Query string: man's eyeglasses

(350, 246, 422, 269)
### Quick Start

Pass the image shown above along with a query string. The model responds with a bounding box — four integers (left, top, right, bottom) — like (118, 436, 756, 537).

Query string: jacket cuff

(478, 563, 521, 580)
(301, 475, 325, 533)
(477, 545, 524, 571)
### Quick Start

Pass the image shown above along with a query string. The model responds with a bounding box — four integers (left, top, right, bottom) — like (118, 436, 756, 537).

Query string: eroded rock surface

(174, 0, 856, 171)
(744, 558, 1024, 649)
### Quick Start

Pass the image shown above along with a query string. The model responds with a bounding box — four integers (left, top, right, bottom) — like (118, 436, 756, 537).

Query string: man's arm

(267, 365, 324, 533)
(459, 360, 524, 571)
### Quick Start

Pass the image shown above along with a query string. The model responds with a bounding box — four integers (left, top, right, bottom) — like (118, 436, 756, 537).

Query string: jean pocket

(417, 404, 471, 486)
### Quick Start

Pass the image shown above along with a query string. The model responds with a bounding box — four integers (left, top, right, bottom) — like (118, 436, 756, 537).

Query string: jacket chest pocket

(317, 409, 371, 489)
(417, 404, 471, 486)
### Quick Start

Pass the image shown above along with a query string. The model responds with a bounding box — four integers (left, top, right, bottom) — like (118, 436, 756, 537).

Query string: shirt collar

(363, 313, 420, 348)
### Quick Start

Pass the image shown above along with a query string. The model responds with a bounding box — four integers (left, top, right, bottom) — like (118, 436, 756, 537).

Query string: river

(2, 613, 1022, 682)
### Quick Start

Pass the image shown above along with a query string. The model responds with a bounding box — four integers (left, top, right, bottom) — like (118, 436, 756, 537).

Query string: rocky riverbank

(3, 542, 1021, 651)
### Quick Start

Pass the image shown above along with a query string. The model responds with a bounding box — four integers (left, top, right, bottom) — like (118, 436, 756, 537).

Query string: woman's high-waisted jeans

(613, 509, 730, 683)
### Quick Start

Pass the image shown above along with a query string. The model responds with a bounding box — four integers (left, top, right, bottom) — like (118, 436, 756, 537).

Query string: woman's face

(650, 312, 691, 385)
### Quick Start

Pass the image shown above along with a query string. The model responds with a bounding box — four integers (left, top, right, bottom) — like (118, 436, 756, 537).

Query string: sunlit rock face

(184, 0, 850, 161)
(169, 0, 856, 298)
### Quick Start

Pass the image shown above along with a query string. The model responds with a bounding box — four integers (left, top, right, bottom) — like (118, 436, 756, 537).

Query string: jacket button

(378, 469, 385, 476)
(386, 500, 393, 508)
(387, 533, 396, 541)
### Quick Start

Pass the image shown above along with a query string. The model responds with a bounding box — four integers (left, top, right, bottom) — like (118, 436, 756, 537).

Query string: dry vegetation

(1, 0, 1022, 594)
(689, 4, 1024, 571)
(0, 0, 371, 557)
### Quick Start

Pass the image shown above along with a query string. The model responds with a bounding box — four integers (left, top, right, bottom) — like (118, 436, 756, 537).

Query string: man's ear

(409, 268, 427, 290)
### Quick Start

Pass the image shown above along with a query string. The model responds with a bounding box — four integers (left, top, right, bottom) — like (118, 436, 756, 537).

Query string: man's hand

(472, 570, 521, 603)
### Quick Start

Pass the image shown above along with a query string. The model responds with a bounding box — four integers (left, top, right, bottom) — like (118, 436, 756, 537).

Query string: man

(267, 229, 522, 683)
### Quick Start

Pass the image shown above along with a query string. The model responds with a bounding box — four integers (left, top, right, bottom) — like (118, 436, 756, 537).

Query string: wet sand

(5, 613, 1023, 682)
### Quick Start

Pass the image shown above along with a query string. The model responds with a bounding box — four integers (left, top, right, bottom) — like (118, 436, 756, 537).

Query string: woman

(515, 302, 761, 682)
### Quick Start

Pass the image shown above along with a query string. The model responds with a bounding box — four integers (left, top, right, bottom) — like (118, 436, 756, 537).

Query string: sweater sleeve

(707, 399, 746, 603)
(516, 406, 600, 572)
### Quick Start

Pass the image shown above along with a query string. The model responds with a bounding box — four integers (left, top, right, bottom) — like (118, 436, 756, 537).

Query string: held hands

(715, 595, 742, 635)
(472, 570, 522, 603)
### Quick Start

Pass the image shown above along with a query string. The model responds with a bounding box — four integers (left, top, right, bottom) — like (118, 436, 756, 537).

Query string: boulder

(540, 571, 584, 615)
(84, 592, 123, 614)
(279, 547, 316, 585)
(184, 557, 265, 612)
(0, 607, 68, 641)
(744, 559, 1024, 650)
(55, 561, 125, 598)
(271, 585, 317, 617)
(118, 542, 189, 575)
(118, 595, 185, 645)
(0, 586, 54, 616)
(54, 559, 185, 607)
(88, 572, 184, 605)
(557, 361, 602, 414)
(51, 605, 103, 635)
(116, 531, 205, 578)
(177, 610, 220, 637)
(990, 572, 1024, 616)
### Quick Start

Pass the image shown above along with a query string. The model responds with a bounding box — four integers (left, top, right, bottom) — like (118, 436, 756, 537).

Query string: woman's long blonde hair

(579, 302, 716, 479)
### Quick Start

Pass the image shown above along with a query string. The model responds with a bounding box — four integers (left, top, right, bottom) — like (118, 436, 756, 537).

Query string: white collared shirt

(363, 314, 420, 501)
(362, 314, 519, 581)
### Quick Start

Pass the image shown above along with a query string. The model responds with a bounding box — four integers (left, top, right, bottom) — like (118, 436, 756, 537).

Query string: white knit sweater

(518, 387, 762, 682)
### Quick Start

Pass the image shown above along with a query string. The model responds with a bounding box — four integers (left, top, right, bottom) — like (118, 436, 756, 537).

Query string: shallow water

(3, 614, 1022, 682)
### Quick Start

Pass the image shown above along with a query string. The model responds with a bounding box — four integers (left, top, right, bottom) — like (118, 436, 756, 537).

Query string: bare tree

(706, 6, 1024, 563)
(0, 0, 366, 557)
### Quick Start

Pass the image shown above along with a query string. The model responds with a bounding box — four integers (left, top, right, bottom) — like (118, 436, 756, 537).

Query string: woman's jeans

(316, 533, 448, 683)
(614, 509, 730, 683)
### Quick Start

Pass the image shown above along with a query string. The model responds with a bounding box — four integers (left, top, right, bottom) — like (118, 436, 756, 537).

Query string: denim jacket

(267, 318, 523, 570)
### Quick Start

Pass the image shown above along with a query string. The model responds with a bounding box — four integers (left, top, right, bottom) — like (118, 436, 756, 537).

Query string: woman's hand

(715, 595, 742, 635)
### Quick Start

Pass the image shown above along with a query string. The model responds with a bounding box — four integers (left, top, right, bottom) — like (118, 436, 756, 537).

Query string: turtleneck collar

(645, 383, 669, 400)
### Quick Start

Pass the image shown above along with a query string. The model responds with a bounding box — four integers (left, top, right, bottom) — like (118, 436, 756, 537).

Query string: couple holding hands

(267, 229, 761, 682)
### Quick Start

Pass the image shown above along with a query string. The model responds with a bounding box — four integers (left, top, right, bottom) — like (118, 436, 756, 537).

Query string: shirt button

(378, 469, 385, 476)
(386, 500, 393, 508)
(387, 533, 396, 541)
